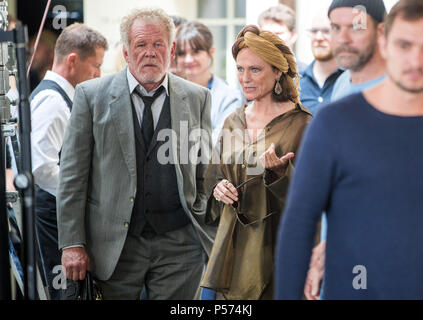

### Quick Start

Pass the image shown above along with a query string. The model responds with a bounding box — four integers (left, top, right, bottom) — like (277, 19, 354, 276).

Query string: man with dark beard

(329, 0, 387, 101)
(299, 9, 344, 115)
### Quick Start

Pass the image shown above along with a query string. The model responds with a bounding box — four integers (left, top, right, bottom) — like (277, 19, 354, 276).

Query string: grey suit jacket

(57, 68, 216, 281)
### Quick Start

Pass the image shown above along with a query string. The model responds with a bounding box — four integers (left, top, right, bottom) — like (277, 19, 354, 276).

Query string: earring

(274, 80, 282, 95)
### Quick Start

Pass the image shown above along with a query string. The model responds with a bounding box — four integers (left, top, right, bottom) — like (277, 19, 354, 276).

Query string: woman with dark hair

(175, 21, 244, 145)
(201, 25, 311, 299)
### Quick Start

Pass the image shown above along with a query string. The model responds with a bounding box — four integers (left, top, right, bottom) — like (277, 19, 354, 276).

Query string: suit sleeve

(57, 84, 94, 250)
(196, 89, 212, 197)
(204, 129, 225, 226)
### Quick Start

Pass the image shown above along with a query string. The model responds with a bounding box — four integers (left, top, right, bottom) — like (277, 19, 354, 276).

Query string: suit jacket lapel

(109, 71, 189, 174)
(168, 73, 190, 166)
(109, 68, 137, 182)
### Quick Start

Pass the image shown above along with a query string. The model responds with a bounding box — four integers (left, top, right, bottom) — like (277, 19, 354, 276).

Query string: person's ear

(209, 46, 216, 58)
(378, 25, 388, 60)
(377, 22, 385, 37)
(289, 29, 298, 48)
(122, 45, 130, 64)
(170, 41, 176, 61)
(66, 53, 78, 69)
(274, 68, 282, 80)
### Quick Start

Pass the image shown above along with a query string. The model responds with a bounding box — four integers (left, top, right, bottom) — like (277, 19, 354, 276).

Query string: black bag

(62, 271, 103, 300)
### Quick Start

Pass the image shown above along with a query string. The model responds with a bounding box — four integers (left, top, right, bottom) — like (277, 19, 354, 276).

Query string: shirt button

(124, 222, 129, 228)
(318, 97, 324, 103)
(130, 197, 134, 202)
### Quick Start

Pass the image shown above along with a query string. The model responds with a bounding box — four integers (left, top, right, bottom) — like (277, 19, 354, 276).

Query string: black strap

(134, 86, 165, 148)
(30, 79, 73, 164)
(29, 79, 72, 111)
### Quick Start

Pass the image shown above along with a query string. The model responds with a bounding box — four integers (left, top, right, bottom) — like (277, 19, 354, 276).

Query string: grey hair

(258, 4, 296, 31)
(120, 7, 176, 50)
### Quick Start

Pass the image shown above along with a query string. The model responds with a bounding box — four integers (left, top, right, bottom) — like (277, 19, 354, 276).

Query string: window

(197, 0, 246, 87)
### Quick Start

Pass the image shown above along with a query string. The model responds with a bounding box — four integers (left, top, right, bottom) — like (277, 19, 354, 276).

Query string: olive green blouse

(201, 103, 311, 299)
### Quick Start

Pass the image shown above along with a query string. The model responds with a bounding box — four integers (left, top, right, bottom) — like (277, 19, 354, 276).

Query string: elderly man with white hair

(57, 8, 214, 300)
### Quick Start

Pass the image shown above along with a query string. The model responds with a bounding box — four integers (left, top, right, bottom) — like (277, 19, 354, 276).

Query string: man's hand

(304, 241, 326, 300)
(61, 247, 90, 281)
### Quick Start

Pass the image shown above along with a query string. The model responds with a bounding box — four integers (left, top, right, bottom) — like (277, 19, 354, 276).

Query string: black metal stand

(15, 23, 36, 301)
(0, 23, 37, 300)
(0, 125, 9, 299)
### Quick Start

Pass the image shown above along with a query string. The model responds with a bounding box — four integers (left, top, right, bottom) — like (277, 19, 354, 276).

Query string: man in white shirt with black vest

(30, 23, 107, 299)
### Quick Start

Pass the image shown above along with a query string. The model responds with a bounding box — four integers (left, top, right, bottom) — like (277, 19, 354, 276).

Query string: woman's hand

(260, 143, 294, 177)
(213, 179, 238, 205)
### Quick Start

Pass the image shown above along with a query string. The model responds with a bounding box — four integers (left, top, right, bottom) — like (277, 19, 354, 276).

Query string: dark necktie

(134, 86, 164, 148)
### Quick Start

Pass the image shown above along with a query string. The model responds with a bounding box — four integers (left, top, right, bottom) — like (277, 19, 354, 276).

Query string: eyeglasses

(231, 175, 277, 227)
(307, 28, 331, 38)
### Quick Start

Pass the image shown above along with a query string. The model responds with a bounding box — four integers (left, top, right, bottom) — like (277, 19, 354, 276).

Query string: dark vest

(128, 94, 190, 237)
(30, 79, 73, 111)
(30, 79, 73, 168)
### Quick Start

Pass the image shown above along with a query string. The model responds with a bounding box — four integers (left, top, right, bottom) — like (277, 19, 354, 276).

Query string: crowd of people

(20, 0, 423, 300)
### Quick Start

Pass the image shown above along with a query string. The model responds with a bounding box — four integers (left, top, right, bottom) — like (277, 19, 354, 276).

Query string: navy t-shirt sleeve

(275, 107, 337, 299)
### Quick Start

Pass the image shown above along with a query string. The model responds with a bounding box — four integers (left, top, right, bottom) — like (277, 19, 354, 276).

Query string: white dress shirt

(31, 70, 74, 196)
(126, 68, 169, 129)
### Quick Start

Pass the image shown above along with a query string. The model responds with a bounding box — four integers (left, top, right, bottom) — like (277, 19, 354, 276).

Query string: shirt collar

(126, 67, 169, 96)
(207, 76, 214, 90)
(302, 60, 344, 81)
(302, 60, 316, 79)
(44, 70, 75, 102)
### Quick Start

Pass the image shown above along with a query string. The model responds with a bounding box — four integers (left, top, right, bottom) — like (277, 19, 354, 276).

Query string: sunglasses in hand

(230, 175, 276, 227)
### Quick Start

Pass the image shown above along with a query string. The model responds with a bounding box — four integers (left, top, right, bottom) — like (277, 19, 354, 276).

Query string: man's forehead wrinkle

(131, 33, 168, 45)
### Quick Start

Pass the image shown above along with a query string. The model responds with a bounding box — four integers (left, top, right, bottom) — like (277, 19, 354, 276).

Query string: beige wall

(246, 0, 279, 25)
(8, 0, 16, 20)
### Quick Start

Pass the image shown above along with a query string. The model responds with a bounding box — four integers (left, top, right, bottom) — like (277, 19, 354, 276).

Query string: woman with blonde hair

(201, 25, 311, 299)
